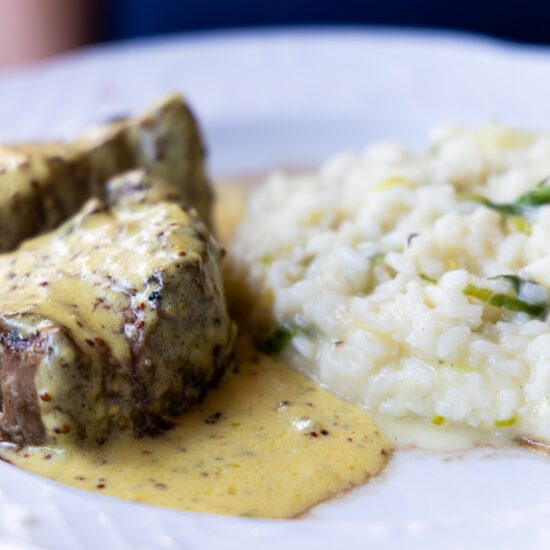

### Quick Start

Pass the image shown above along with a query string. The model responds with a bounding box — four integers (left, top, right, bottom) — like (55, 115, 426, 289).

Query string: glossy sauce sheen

(0, 182, 392, 519)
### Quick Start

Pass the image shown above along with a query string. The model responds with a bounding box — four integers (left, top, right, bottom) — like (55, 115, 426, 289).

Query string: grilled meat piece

(0, 94, 212, 253)
(0, 173, 235, 445)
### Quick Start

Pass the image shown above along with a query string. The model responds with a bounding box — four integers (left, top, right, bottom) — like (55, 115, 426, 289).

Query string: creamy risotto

(229, 125, 550, 444)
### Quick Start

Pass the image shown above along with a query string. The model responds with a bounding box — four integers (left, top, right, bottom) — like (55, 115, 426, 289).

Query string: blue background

(102, 0, 550, 44)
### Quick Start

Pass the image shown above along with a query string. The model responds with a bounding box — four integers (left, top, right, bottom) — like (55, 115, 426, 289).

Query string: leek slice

(463, 284, 545, 317)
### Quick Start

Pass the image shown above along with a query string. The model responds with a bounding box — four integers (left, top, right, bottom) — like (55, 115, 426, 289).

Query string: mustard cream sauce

(0, 336, 391, 518)
(0, 181, 392, 519)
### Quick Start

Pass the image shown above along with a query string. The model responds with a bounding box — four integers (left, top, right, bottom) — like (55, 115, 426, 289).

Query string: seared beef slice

(0, 94, 212, 252)
(0, 175, 235, 445)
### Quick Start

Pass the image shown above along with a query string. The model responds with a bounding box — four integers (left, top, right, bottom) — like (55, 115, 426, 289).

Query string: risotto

(229, 125, 550, 444)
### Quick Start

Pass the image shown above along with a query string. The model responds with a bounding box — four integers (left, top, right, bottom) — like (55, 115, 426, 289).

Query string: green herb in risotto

(488, 274, 523, 294)
(262, 325, 296, 355)
(458, 193, 521, 216)
(515, 177, 550, 206)
(494, 418, 517, 428)
(458, 178, 550, 220)
(463, 284, 546, 317)
(418, 274, 437, 284)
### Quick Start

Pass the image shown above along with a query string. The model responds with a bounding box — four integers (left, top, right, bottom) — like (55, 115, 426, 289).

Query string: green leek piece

(457, 177, 550, 223)
(494, 417, 517, 427)
(463, 284, 545, 317)
(418, 274, 437, 284)
(457, 193, 521, 216)
(489, 274, 522, 294)
(262, 325, 297, 356)
(515, 178, 550, 206)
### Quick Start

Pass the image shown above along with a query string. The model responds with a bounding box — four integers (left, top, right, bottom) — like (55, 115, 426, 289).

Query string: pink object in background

(0, 0, 92, 68)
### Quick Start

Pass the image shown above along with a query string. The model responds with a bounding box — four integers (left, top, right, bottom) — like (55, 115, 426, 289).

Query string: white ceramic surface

(1, 27, 550, 549)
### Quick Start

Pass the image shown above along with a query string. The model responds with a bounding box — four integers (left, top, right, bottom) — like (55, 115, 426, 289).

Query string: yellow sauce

(1, 336, 390, 518)
(213, 179, 250, 241)
(0, 180, 392, 519)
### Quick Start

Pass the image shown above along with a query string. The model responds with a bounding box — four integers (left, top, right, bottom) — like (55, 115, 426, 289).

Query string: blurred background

(1, 0, 550, 69)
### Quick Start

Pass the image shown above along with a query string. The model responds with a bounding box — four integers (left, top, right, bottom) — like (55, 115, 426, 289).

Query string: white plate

(1, 28, 550, 550)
